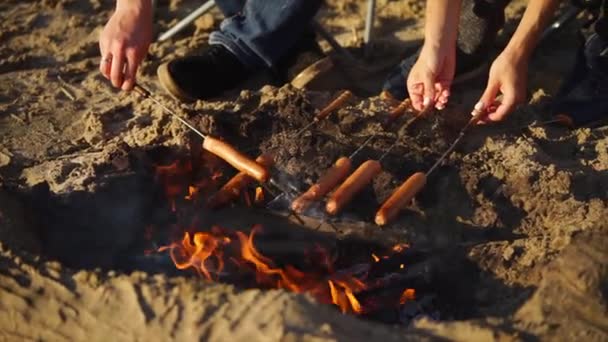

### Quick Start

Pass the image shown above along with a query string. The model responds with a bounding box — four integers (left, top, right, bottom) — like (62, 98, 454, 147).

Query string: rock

(502, 246, 515, 261)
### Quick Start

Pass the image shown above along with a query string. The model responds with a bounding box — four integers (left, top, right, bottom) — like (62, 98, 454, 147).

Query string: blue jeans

(210, 0, 322, 69)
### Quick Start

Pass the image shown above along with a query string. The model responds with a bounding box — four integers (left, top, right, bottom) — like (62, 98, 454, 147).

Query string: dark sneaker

(158, 31, 323, 102)
(157, 44, 250, 102)
(382, 0, 506, 100)
(274, 29, 324, 82)
(551, 31, 608, 127)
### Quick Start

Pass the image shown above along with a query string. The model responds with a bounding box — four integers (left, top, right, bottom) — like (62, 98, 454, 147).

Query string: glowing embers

(160, 225, 415, 315)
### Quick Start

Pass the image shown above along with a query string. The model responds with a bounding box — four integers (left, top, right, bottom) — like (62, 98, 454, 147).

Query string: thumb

(474, 81, 499, 117)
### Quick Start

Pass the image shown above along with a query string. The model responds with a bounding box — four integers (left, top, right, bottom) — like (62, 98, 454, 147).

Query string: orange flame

(159, 231, 230, 280)
(184, 186, 198, 200)
(155, 154, 416, 316)
(328, 279, 364, 314)
(392, 243, 409, 253)
(254, 187, 264, 204)
(160, 225, 369, 314)
(371, 253, 380, 262)
(400, 288, 416, 305)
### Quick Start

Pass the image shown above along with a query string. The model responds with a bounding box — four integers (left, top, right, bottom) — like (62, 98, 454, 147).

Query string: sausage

(290, 195, 315, 214)
(291, 156, 352, 213)
(203, 137, 270, 183)
(315, 90, 353, 121)
(375, 172, 426, 226)
(207, 153, 274, 209)
(326, 160, 382, 215)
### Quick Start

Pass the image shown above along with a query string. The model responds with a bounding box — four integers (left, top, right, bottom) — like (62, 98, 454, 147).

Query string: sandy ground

(1, 0, 607, 341)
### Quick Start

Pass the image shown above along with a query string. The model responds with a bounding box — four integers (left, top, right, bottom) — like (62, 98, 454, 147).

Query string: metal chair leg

(157, 0, 217, 42)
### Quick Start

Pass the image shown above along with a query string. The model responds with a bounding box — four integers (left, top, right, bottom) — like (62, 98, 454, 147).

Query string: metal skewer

(374, 103, 435, 161)
(134, 84, 207, 138)
(425, 108, 484, 177)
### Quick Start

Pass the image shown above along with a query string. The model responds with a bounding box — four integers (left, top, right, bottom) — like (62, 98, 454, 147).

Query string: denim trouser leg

(210, 0, 322, 69)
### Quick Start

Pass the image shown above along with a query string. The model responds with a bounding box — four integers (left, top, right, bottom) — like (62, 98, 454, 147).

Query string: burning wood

(159, 224, 416, 315)
(254, 187, 264, 204)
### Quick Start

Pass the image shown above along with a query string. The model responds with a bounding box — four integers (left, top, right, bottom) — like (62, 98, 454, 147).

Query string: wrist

(421, 39, 454, 58)
(501, 41, 532, 66)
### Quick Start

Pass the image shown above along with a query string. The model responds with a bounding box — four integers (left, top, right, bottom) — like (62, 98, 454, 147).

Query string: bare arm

(423, 0, 462, 54)
(99, 0, 153, 91)
(503, 0, 560, 62)
(407, 0, 462, 111)
(477, 0, 559, 122)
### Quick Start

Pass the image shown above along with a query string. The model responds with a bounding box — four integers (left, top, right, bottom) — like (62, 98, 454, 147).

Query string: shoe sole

(157, 63, 197, 103)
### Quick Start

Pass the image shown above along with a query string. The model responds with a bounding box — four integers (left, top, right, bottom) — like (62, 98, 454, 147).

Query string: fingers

(406, 74, 437, 112)
(407, 79, 424, 111)
(422, 72, 435, 110)
(99, 38, 111, 79)
(478, 82, 499, 113)
(100, 54, 112, 79)
(99, 42, 141, 90)
(110, 46, 125, 88)
(434, 82, 450, 110)
(486, 92, 517, 122)
(122, 49, 140, 91)
(474, 84, 523, 124)
(472, 81, 499, 122)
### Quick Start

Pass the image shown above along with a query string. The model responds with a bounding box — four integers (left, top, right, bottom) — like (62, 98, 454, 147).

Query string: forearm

(503, 0, 559, 62)
(423, 0, 462, 51)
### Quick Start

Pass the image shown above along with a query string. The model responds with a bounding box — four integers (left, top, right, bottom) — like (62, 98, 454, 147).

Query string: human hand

(473, 51, 527, 123)
(406, 44, 455, 111)
(99, 1, 153, 91)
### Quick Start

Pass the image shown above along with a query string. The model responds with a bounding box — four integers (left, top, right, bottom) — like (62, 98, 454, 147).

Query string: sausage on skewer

(326, 160, 382, 215)
(203, 137, 270, 183)
(207, 153, 274, 209)
(375, 172, 426, 226)
(291, 156, 352, 213)
(133, 85, 269, 183)
(375, 106, 487, 226)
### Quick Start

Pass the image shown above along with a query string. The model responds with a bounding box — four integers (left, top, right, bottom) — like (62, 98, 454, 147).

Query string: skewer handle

(133, 84, 151, 98)
(316, 90, 353, 120)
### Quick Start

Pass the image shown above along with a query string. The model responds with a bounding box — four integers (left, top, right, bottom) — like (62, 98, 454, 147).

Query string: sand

(0, 0, 607, 341)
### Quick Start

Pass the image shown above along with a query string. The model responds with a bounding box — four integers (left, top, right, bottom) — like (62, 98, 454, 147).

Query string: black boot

(273, 28, 324, 82)
(157, 44, 251, 103)
(158, 31, 323, 102)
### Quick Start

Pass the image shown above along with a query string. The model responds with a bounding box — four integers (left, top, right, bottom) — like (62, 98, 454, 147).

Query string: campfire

(151, 150, 423, 320)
